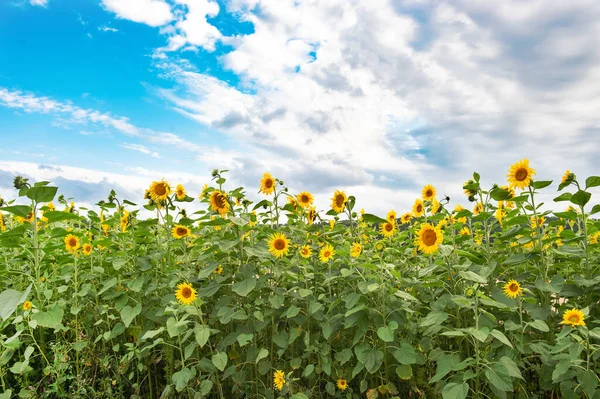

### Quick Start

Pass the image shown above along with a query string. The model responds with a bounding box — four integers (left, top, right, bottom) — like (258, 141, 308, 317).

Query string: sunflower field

(1, 161, 600, 399)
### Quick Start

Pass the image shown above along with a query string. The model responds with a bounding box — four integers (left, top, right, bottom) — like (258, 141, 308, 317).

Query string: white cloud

(102, 0, 174, 27)
(121, 143, 161, 158)
(98, 25, 119, 33)
(29, 0, 47, 6)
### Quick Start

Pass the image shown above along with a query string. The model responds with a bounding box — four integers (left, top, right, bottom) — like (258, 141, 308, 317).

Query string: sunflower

(273, 370, 285, 391)
(260, 172, 276, 195)
(375, 242, 384, 251)
(319, 244, 335, 262)
(430, 198, 440, 215)
(249, 210, 257, 227)
(300, 245, 312, 258)
(463, 179, 478, 197)
(64, 234, 80, 253)
(530, 216, 545, 229)
(210, 190, 230, 216)
(415, 223, 443, 254)
(214, 265, 223, 275)
(590, 232, 600, 245)
(337, 379, 348, 391)
(82, 243, 93, 256)
(287, 196, 298, 209)
(386, 209, 397, 223)
(412, 199, 425, 217)
(453, 204, 467, 223)
(381, 221, 395, 238)
(172, 224, 191, 239)
(350, 242, 362, 258)
(330, 190, 348, 213)
(503, 280, 523, 299)
(495, 207, 506, 225)
(175, 282, 197, 305)
(297, 191, 314, 209)
(473, 202, 483, 215)
(101, 224, 110, 236)
(46, 202, 55, 211)
(561, 309, 586, 327)
(400, 212, 411, 224)
(422, 184, 436, 201)
(199, 183, 209, 199)
(507, 159, 536, 190)
(149, 179, 171, 202)
(561, 170, 573, 184)
(268, 232, 290, 258)
(307, 207, 316, 225)
(22, 301, 32, 311)
(176, 184, 186, 200)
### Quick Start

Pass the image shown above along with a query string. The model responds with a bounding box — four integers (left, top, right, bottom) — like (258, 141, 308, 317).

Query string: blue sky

(1, 0, 599, 214)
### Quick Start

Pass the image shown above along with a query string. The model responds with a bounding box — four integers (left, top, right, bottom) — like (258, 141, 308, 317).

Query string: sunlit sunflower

(412, 199, 425, 217)
(199, 183, 209, 199)
(503, 280, 523, 299)
(210, 190, 230, 216)
(101, 224, 109, 236)
(400, 212, 412, 224)
(307, 207, 316, 225)
(175, 282, 197, 305)
(507, 159, 536, 190)
(530, 216, 545, 229)
(22, 301, 32, 311)
(561, 170, 573, 184)
(287, 196, 298, 209)
(329, 219, 335, 230)
(176, 184, 186, 200)
(64, 234, 80, 253)
(350, 242, 362, 258)
(330, 190, 348, 213)
(149, 179, 171, 202)
(46, 202, 55, 211)
(300, 245, 312, 258)
(337, 379, 348, 391)
(590, 232, 600, 245)
(319, 244, 335, 262)
(260, 172, 276, 195)
(430, 198, 440, 215)
(422, 184, 436, 201)
(82, 244, 93, 256)
(415, 223, 443, 254)
(495, 207, 506, 225)
(381, 221, 395, 238)
(172, 224, 191, 239)
(561, 308, 585, 327)
(296, 191, 314, 209)
(273, 370, 285, 391)
(268, 232, 290, 258)
(460, 227, 470, 236)
(453, 204, 467, 223)
(386, 209, 397, 223)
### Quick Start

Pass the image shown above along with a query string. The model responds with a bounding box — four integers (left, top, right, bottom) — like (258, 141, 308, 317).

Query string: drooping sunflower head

(430, 198, 440, 215)
(319, 244, 335, 263)
(561, 308, 585, 327)
(386, 209, 397, 223)
(273, 370, 286, 391)
(176, 184, 186, 200)
(380, 221, 395, 238)
(412, 199, 425, 217)
(199, 184, 209, 199)
(422, 184, 436, 201)
(507, 159, 536, 190)
(499, 185, 515, 199)
(561, 170, 574, 184)
(330, 190, 348, 213)
(415, 223, 443, 254)
(400, 212, 412, 224)
(172, 224, 191, 239)
(463, 179, 478, 198)
(260, 172, 276, 195)
(22, 301, 33, 311)
(300, 245, 312, 258)
(64, 234, 80, 253)
(350, 242, 362, 258)
(82, 243, 93, 256)
(460, 227, 470, 236)
(503, 280, 523, 299)
(268, 232, 290, 258)
(175, 282, 197, 305)
(473, 202, 484, 215)
(287, 195, 298, 209)
(307, 207, 316, 225)
(337, 379, 348, 391)
(210, 190, 230, 216)
(149, 179, 172, 202)
(296, 191, 314, 209)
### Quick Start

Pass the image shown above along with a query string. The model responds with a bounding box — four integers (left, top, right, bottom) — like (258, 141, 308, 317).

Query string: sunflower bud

(13, 175, 29, 190)
(211, 169, 219, 177)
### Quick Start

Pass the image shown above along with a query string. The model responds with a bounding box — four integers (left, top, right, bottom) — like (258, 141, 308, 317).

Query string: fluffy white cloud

(102, 0, 174, 27)
(29, 0, 48, 6)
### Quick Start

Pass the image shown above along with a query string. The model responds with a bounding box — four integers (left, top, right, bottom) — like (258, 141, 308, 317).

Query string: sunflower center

(515, 168, 528, 181)
(214, 193, 225, 208)
(301, 195, 309, 203)
(509, 283, 518, 292)
(335, 195, 345, 207)
(265, 179, 273, 188)
(417, 204, 423, 213)
(155, 183, 167, 196)
(178, 189, 184, 196)
(274, 239, 286, 250)
(426, 189, 432, 197)
(569, 315, 579, 323)
(385, 223, 393, 232)
(182, 287, 192, 298)
(177, 227, 187, 236)
(69, 238, 77, 247)
(324, 251, 331, 257)
(422, 229, 437, 246)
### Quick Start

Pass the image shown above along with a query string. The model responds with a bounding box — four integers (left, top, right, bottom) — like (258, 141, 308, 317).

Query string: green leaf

(231, 277, 257, 297)
(361, 213, 388, 224)
(0, 205, 32, 218)
(578, 369, 598, 398)
(585, 176, 600, 189)
(200, 380, 213, 395)
(528, 320, 549, 332)
(485, 363, 513, 391)
(490, 330, 513, 348)
(442, 382, 469, 399)
(120, 303, 141, 328)
(172, 367, 195, 392)
(363, 349, 384, 374)
(532, 180, 552, 189)
(591, 204, 600, 215)
(377, 325, 395, 342)
(430, 353, 460, 383)
(32, 303, 63, 329)
(571, 190, 591, 207)
(0, 390, 12, 399)
(43, 211, 80, 223)
(194, 324, 210, 347)
(554, 193, 573, 202)
(0, 285, 31, 321)
(236, 333, 253, 347)
(26, 186, 58, 203)
(98, 277, 118, 295)
(395, 364, 413, 380)
(140, 328, 164, 341)
(255, 348, 269, 364)
(459, 271, 487, 284)
(212, 352, 227, 372)
(290, 394, 309, 399)
(421, 311, 449, 327)
(392, 343, 417, 365)
(498, 357, 523, 380)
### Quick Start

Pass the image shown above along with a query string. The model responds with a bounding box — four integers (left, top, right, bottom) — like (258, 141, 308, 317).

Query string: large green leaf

(232, 277, 257, 297)
(0, 285, 31, 321)
(32, 303, 64, 329)
(26, 186, 58, 203)
(212, 352, 227, 371)
(120, 303, 141, 328)
(442, 382, 469, 399)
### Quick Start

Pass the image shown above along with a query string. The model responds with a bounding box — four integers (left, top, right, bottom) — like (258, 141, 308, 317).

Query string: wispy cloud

(98, 25, 118, 33)
(121, 143, 160, 158)
(29, 0, 47, 6)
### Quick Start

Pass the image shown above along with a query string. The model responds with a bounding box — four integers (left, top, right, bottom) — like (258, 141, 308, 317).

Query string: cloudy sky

(1, 0, 599, 215)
